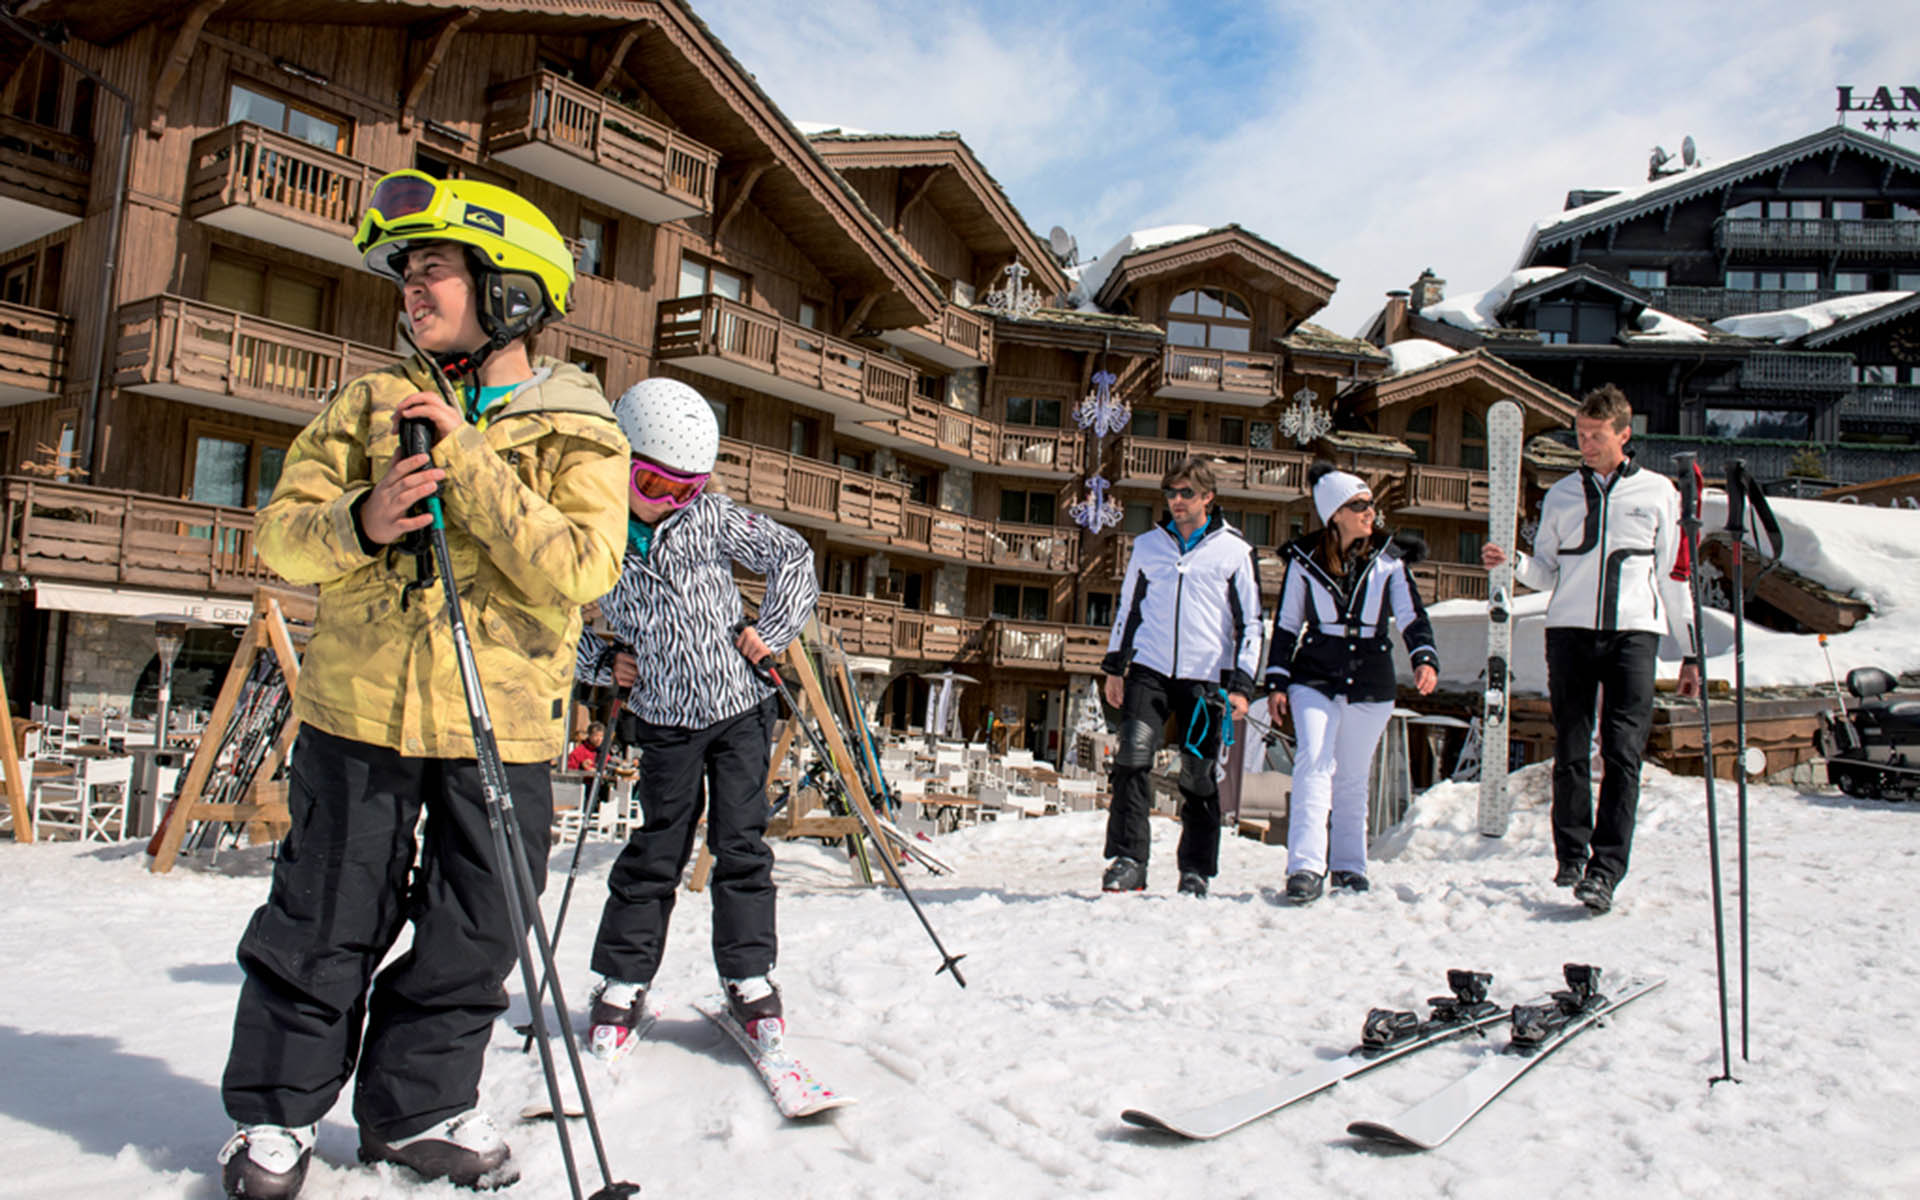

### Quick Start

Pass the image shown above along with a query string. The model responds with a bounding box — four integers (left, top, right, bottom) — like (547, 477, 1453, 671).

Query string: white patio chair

(33, 753, 135, 841)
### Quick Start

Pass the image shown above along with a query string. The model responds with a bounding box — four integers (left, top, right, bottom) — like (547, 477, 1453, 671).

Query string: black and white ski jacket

(1511, 457, 1693, 649)
(577, 491, 818, 729)
(1263, 530, 1438, 703)
(1102, 510, 1263, 695)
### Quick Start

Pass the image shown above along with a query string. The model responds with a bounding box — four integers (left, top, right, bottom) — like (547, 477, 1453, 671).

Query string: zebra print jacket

(577, 490, 818, 729)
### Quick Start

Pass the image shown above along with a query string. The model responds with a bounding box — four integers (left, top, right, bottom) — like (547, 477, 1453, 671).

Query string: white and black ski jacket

(577, 491, 818, 729)
(1102, 510, 1264, 695)
(1512, 457, 1694, 650)
(1263, 531, 1438, 703)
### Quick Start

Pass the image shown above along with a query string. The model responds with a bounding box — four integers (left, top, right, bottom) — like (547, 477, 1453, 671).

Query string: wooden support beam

(894, 166, 939, 231)
(713, 160, 770, 245)
(147, 0, 226, 138)
(0, 658, 31, 842)
(838, 292, 880, 338)
(399, 9, 476, 133)
(592, 24, 646, 92)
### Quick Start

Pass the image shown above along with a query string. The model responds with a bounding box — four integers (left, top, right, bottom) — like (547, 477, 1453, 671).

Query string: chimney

(1410, 268, 1445, 313)
(1382, 290, 1410, 344)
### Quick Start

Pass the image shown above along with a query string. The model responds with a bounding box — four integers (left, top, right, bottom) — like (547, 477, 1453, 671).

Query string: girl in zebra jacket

(575, 378, 819, 1062)
(1264, 464, 1439, 905)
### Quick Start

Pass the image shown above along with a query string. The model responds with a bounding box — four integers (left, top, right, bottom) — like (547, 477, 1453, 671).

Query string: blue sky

(697, 1, 1920, 335)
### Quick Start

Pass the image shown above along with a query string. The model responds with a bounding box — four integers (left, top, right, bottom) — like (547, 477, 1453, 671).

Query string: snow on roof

(1383, 338, 1459, 376)
(1069, 224, 1213, 309)
(793, 120, 876, 137)
(1423, 267, 1564, 332)
(1628, 308, 1709, 343)
(1711, 292, 1914, 342)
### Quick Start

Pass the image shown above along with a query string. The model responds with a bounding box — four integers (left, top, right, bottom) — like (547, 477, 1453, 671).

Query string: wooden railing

(656, 294, 914, 417)
(0, 112, 91, 211)
(1715, 217, 1920, 255)
(1115, 437, 1311, 496)
(1404, 464, 1490, 514)
(1647, 286, 1844, 320)
(988, 521, 1078, 572)
(186, 122, 382, 237)
(485, 71, 718, 215)
(1741, 351, 1854, 391)
(0, 477, 288, 597)
(1160, 345, 1281, 400)
(116, 295, 401, 419)
(711, 437, 906, 537)
(980, 620, 1108, 672)
(1409, 561, 1490, 603)
(0, 300, 70, 396)
(1841, 385, 1920, 423)
(902, 302, 993, 361)
(996, 427, 1081, 474)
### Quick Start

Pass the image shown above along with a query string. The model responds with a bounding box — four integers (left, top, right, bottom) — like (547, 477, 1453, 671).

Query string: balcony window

(188, 423, 291, 509)
(1628, 268, 1668, 289)
(226, 81, 346, 152)
(798, 299, 823, 331)
(1000, 488, 1056, 525)
(1166, 287, 1252, 351)
(1763, 200, 1820, 220)
(1536, 300, 1617, 345)
(825, 554, 864, 597)
(1165, 411, 1190, 440)
(1456, 531, 1479, 563)
(1, 258, 35, 305)
(901, 464, 937, 505)
(1220, 508, 1273, 545)
(1005, 394, 1063, 428)
(991, 583, 1049, 622)
(1085, 591, 1115, 628)
(1897, 273, 1920, 291)
(1833, 201, 1865, 220)
(1705, 407, 1809, 441)
(709, 396, 731, 437)
(1130, 410, 1159, 438)
(1404, 405, 1434, 464)
(1834, 272, 1871, 293)
(788, 415, 819, 458)
(836, 448, 871, 473)
(576, 213, 614, 278)
(915, 372, 946, 403)
(1123, 502, 1153, 534)
(205, 248, 329, 332)
(1727, 270, 1819, 291)
(1461, 407, 1488, 470)
(567, 349, 607, 387)
(1220, 417, 1246, 445)
(1856, 364, 1900, 385)
(678, 254, 745, 301)
(1727, 201, 1763, 219)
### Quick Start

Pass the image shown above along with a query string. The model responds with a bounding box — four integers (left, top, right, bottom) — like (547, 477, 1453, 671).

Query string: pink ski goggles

(630, 457, 709, 508)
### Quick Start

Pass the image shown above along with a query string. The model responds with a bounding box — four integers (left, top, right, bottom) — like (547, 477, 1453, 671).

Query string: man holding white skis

(1482, 385, 1699, 914)
(1100, 456, 1263, 897)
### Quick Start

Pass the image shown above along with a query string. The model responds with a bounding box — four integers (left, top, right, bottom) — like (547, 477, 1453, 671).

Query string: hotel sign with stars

(1837, 86, 1920, 133)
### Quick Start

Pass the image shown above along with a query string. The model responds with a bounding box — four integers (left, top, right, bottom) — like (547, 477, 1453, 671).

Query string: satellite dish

(1047, 224, 1077, 267)
(1682, 135, 1697, 167)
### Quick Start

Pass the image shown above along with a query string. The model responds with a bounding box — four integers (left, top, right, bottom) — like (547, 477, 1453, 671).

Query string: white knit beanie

(1313, 469, 1369, 523)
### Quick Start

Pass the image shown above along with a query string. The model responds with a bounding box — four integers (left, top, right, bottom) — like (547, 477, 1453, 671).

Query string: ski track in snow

(3, 762, 1919, 1198)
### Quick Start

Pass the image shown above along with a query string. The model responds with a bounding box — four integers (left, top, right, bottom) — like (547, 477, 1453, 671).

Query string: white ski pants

(1286, 686, 1393, 877)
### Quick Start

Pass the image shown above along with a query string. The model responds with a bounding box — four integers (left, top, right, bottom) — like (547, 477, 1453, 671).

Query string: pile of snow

(1630, 307, 1709, 343)
(1383, 338, 1460, 376)
(1425, 491, 1920, 694)
(5, 756, 1918, 1196)
(1712, 292, 1912, 341)
(1069, 224, 1211, 308)
(793, 120, 876, 137)
(1423, 268, 1563, 332)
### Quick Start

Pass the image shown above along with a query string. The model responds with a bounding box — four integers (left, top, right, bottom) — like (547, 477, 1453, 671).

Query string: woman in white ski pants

(1285, 688, 1394, 879)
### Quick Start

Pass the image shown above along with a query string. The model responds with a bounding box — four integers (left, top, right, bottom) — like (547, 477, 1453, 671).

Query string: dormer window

(1165, 287, 1251, 351)
(1536, 299, 1617, 345)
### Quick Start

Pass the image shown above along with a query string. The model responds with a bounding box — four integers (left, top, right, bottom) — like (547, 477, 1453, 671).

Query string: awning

(33, 583, 255, 626)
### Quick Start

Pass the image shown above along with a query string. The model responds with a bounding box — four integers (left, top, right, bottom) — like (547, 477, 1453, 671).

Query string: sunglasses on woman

(630, 457, 710, 508)
(1341, 497, 1376, 514)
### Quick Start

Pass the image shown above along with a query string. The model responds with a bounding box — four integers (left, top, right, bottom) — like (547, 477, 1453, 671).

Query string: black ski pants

(590, 698, 778, 984)
(1105, 666, 1224, 877)
(1545, 628, 1658, 884)
(222, 724, 553, 1142)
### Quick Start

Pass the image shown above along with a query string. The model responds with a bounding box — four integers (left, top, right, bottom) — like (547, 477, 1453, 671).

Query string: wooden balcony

(1840, 385, 1920, 425)
(1113, 436, 1311, 500)
(1157, 345, 1281, 405)
(486, 71, 718, 225)
(979, 619, 1108, 673)
(1715, 217, 1920, 257)
(0, 477, 289, 598)
(186, 123, 384, 270)
(711, 437, 907, 540)
(0, 112, 89, 252)
(1409, 561, 1489, 603)
(995, 426, 1081, 477)
(1647, 286, 1844, 320)
(656, 294, 914, 422)
(893, 610, 983, 662)
(862, 394, 995, 464)
(1740, 351, 1854, 392)
(1398, 464, 1491, 517)
(989, 521, 1078, 573)
(0, 300, 71, 404)
(876, 302, 994, 369)
(116, 295, 401, 425)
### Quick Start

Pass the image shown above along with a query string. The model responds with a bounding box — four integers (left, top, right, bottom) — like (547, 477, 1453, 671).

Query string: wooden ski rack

(147, 585, 314, 873)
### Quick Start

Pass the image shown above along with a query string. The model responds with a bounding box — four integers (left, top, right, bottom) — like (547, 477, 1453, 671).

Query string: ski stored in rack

(1120, 969, 1507, 1141)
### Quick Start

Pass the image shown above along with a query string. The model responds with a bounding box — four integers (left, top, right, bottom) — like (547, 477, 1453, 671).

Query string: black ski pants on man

(590, 697, 778, 984)
(222, 724, 553, 1142)
(1105, 666, 1225, 877)
(1545, 628, 1658, 885)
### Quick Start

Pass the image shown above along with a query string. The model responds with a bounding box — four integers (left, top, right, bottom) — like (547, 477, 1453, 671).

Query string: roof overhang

(19, 0, 653, 41)
(811, 134, 1073, 299)
(1504, 264, 1652, 315)
(1802, 292, 1920, 348)
(991, 309, 1164, 356)
(1093, 225, 1337, 324)
(1345, 348, 1578, 429)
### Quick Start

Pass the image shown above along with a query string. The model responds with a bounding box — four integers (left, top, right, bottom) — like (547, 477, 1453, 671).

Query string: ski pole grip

(733, 620, 782, 689)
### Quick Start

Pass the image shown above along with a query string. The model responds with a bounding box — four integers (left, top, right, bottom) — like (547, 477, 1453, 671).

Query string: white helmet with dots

(614, 377, 718, 475)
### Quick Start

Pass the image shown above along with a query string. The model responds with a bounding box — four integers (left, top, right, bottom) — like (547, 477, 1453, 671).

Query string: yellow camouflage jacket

(257, 356, 628, 762)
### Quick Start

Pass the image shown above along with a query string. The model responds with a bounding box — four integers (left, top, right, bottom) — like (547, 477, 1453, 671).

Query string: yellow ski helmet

(354, 169, 575, 355)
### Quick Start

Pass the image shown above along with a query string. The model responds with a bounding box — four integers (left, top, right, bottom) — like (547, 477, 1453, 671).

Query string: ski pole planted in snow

(400, 331, 638, 1200)
(741, 637, 968, 987)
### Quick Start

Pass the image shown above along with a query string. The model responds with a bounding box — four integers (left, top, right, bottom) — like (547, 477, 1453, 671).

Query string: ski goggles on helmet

(631, 457, 710, 508)
(354, 170, 460, 257)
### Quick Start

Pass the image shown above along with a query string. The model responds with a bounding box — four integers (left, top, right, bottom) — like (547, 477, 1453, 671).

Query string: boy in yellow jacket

(216, 172, 626, 1199)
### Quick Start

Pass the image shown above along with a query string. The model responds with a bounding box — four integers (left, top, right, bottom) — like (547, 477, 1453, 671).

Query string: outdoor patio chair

(32, 753, 135, 842)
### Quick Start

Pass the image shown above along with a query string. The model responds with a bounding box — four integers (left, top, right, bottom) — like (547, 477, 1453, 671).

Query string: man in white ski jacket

(1483, 385, 1699, 914)
(1100, 455, 1263, 897)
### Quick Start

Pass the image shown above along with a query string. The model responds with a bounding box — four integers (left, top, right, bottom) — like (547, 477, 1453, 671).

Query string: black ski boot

(219, 1124, 314, 1199)
(1284, 870, 1325, 905)
(1330, 871, 1371, 893)
(1552, 861, 1584, 888)
(358, 1110, 516, 1190)
(1177, 870, 1209, 898)
(1101, 856, 1147, 892)
(1574, 873, 1615, 914)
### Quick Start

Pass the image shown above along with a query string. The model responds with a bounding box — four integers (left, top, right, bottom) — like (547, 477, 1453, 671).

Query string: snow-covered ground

(4, 758, 1918, 1198)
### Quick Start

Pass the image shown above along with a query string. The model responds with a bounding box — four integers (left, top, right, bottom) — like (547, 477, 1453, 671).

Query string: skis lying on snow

(519, 1009, 659, 1120)
(694, 996, 855, 1119)
(1347, 965, 1664, 1151)
(1121, 969, 1508, 1140)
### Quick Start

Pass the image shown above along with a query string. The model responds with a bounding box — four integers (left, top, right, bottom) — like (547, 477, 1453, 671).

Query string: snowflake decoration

(984, 260, 1042, 319)
(1279, 386, 1332, 445)
(1067, 474, 1125, 532)
(1072, 370, 1130, 437)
